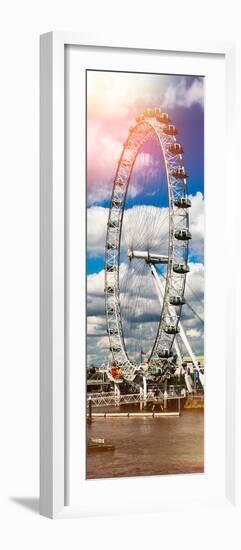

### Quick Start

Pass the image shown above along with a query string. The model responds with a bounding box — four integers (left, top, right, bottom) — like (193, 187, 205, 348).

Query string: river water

(87, 409, 204, 479)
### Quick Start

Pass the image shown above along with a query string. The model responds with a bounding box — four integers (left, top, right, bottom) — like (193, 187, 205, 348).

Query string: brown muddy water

(87, 409, 204, 479)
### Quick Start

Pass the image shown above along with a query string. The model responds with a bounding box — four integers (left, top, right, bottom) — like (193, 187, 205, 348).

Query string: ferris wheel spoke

(124, 265, 155, 359)
(122, 266, 146, 354)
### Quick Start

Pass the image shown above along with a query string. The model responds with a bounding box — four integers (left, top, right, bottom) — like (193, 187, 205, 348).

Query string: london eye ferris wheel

(104, 107, 203, 385)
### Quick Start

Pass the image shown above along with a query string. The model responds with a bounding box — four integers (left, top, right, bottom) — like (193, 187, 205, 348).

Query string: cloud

(162, 78, 204, 109)
(87, 315, 107, 337)
(87, 72, 204, 205)
(185, 262, 204, 304)
(179, 262, 204, 356)
(87, 121, 122, 204)
(87, 71, 150, 205)
(87, 269, 105, 318)
(87, 261, 204, 366)
(97, 336, 110, 350)
(188, 192, 204, 262)
(87, 193, 205, 362)
(86, 186, 204, 365)
(87, 192, 204, 262)
(87, 207, 108, 257)
(186, 328, 202, 338)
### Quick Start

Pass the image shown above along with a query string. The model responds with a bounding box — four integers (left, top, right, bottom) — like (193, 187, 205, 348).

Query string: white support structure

(128, 249, 169, 264)
(173, 337, 184, 380)
(150, 263, 204, 388)
(143, 376, 147, 407)
(178, 323, 204, 386)
(150, 263, 182, 363)
(114, 382, 121, 406)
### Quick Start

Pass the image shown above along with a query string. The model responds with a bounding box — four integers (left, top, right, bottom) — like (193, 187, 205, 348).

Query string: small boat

(88, 438, 115, 452)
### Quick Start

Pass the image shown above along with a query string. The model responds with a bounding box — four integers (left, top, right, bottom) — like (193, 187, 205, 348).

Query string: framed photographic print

(40, 32, 239, 518)
(86, 69, 205, 480)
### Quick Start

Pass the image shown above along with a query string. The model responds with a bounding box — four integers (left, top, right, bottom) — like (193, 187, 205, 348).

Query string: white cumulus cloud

(163, 78, 204, 110)
(87, 192, 204, 262)
(87, 261, 204, 365)
(87, 207, 108, 257)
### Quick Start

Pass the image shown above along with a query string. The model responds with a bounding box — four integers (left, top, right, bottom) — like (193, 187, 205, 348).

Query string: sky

(86, 70, 204, 366)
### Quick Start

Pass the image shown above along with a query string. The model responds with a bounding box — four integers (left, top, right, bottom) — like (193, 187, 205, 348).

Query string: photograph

(86, 69, 204, 479)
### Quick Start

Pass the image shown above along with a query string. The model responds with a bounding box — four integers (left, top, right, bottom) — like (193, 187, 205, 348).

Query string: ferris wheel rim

(105, 111, 190, 373)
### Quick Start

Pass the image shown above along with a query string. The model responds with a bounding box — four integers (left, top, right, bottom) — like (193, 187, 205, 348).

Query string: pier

(87, 387, 186, 419)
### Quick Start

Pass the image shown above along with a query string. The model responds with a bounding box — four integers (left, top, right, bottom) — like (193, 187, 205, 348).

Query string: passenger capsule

(157, 113, 171, 123)
(164, 325, 180, 335)
(123, 139, 134, 148)
(168, 143, 184, 154)
(112, 198, 122, 207)
(108, 220, 119, 229)
(134, 126, 145, 133)
(105, 285, 114, 294)
(169, 296, 185, 306)
(173, 263, 190, 274)
(174, 229, 192, 241)
(121, 159, 131, 168)
(163, 124, 178, 136)
(174, 197, 192, 208)
(110, 345, 121, 353)
(144, 108, 155, 117)
(171, 166, 188, 179)
(158, 349, 173, 359)
(115, 177, 125, 187)
(109, 328, 118, 335)
(106, 264, 117, 272)
(106, 242, 117, 250)
(136, 114, 145, 122)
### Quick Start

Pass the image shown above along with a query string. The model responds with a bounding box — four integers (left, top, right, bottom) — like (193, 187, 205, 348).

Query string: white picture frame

(40, 32, 239, 519)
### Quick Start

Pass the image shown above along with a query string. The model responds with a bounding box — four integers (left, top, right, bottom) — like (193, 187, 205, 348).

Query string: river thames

(87, 409, 204, 479)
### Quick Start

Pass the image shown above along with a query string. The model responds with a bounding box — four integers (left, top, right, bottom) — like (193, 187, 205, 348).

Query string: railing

(186, 394, 204, 401)
(87, 379, 111, 385)
(87, 391, 186, 408)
